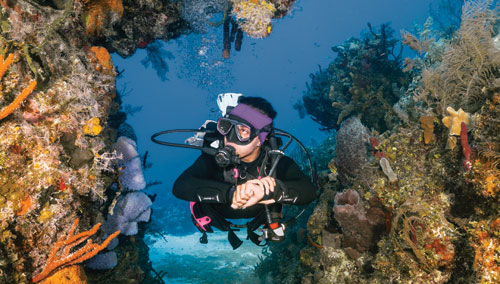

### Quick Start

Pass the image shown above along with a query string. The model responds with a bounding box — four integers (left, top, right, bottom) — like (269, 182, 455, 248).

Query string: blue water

(112, 0, 437, 282)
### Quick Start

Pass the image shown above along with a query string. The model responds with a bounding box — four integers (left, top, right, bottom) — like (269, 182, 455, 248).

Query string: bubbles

(176, 33, 235, 100)
(180, 0, 228, 34)
(197, 45, 208, 56)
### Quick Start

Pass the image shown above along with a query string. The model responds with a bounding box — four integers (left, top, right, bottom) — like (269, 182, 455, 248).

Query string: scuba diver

(152, 95, 316, 249)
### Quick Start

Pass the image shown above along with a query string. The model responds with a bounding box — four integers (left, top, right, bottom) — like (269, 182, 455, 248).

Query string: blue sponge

(85, 251, 117, 270)
(103, 192, 152, 236)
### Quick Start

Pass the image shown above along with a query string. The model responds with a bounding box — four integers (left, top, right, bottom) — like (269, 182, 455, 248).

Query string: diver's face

(224, 136, 261, 162)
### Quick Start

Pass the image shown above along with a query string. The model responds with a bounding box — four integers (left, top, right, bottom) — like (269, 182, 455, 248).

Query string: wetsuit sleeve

(271, 156, 316, 205)
(173, 154, 234, 203)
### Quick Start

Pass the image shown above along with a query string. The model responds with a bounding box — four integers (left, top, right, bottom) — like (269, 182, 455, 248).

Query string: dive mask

(217, 103, 273, 145)
(217, 117, 255, 143)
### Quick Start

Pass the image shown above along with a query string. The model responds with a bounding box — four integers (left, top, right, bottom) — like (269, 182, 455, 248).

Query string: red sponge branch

(460, 122, 472, 172)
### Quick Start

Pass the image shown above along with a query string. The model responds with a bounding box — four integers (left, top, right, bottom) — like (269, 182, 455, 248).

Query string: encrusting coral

(32, 218, 120, 283)
(231, 0, 276, 38)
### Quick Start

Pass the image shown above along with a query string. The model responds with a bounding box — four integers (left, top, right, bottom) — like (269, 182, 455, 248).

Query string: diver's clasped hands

(231, 177, 277, 209)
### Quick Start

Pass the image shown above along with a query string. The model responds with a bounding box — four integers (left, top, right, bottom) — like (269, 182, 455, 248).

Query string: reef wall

(0, 0, 299, 283)
(260, 1, 500, 283)
(0, 0, 188, 283)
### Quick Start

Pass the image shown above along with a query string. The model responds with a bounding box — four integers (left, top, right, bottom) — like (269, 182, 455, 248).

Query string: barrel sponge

(335, 117, 370, 186)
(113, 136, 138, 165)
(103, 192, 152, 236)
(119, 157, 146, 191)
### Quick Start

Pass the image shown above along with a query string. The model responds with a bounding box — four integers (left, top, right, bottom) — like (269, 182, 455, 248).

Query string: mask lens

(236, 124, 251, 141)
(217, 118, 233, 135)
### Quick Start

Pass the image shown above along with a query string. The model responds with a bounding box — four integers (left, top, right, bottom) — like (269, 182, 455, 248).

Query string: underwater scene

(0, 0, 500, 283)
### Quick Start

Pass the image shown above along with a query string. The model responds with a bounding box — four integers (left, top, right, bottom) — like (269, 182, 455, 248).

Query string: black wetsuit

(173, 150, 316, 222)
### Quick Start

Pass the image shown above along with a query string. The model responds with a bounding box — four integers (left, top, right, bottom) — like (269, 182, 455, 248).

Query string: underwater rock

(69, 148, 95, 169)
(321, 229, 341, 249)
(231, 0, 276, 38)
(316, 247, 362, 283)
(60, 132, 95, 169)
(271, 0, 296, 18)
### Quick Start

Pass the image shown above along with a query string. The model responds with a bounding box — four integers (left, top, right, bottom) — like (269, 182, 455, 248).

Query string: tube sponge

(379, 157, 397, 183)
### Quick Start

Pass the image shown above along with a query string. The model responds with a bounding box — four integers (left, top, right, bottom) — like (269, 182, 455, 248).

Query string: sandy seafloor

(147, 230, 264, 283)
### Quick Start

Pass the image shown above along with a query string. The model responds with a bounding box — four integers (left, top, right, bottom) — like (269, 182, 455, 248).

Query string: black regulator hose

(273, 128, 317, 188)
(151, 128, 317, 189)
(150, 129, 218, 156)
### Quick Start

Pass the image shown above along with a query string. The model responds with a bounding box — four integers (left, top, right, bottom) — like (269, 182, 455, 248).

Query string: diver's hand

(258, 199, 276, 205)
(258, 177, 276, 196)
(231, 177, 276, 209)
(240, 177, 276, 208)
(231, 183, 251, 209)
(257, 176, 276, 204)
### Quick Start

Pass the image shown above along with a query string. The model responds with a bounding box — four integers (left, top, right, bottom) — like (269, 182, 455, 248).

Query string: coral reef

(258, 1, 500, 284)
(298, 23, 410, 132)
(0, 0, 191, 283)
(81, 0, 124, 37)
(415, 0, 500, 115)
(86, 0, 186, 57)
